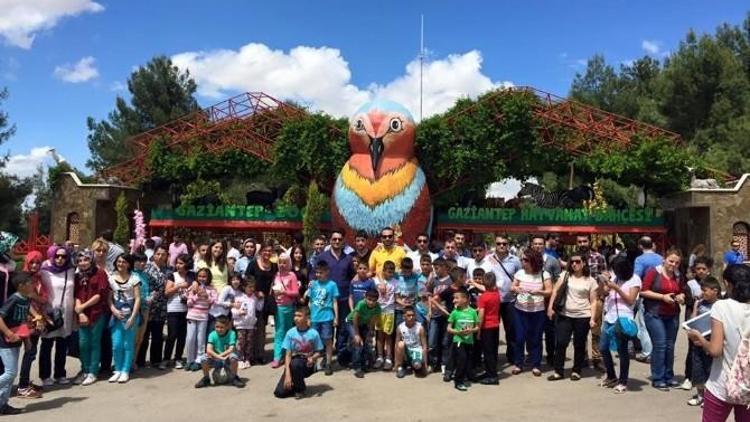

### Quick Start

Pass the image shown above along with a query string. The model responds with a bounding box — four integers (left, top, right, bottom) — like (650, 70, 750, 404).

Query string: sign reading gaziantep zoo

(440, 207, 664, 227)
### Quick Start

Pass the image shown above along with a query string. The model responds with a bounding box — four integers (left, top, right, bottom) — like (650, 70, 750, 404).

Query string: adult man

(317, 229, 355, 365)
(723, 240, 746, 268)
(487, 234, 522, 365)
(234, 238, 256, 275)
(349, 230, 372, 265)
(453, 231, 472, 258)
(308, 236, 326, 270)
(369, 227, 406, 279)
(544, 233, 561, 259)
(407, 233, 437, 274)
(531, 234, 561, 366)
(465, 240, 495, 280)
(440, 239, 470, 269)
(634, 236, 663, 279)
(168, 233, 188, 268)
(576, 234, 607, 371)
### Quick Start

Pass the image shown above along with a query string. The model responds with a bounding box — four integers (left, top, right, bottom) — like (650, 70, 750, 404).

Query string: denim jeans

(79, 317, 106, 375)
(634, 299, 652, 356)
(428, 317, 446, 368)
(644, 311, 678, 385)
(599, 321, 630, 385)
(512, 309, 545, 369)
(0, 347, 20, 407)
(335, 300, 351, 364)
(347, 323, 372, 370)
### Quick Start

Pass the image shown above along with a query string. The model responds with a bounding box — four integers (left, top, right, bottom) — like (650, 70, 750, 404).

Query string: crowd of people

(0, 228, 748, 420)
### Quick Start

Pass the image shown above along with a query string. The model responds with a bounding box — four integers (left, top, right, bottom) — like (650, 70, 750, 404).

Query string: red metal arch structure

(103, 87, 683, 185)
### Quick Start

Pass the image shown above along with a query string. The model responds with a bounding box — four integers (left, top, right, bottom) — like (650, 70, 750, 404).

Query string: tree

(113, 192, 130, 247)
(0, 87, 29, 234)
(87, 56, 199, 171)
(0, 88, 14, 149)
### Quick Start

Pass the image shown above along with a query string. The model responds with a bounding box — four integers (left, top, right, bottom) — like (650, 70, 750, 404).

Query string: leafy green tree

(113, 192, 130, 246)
(0, 87, 30, 234)
(87, 56, 199, 171)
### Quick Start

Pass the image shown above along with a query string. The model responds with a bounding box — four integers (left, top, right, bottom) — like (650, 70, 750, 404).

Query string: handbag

(45, 271, 68, 332)
(552, 271, 570, 313)
(613, 290, 638, 340)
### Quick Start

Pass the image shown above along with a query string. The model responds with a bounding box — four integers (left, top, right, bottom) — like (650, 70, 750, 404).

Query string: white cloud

(1, 146, 63, 179)
(53, 56, 98, 83)
(109, 80, 126, 92)
(172, 43, 512, 120)
(642, 40, 662, 55)
(0, 0, 103, 49)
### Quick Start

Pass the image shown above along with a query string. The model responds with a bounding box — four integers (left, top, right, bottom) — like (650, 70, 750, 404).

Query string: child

(347, 289, 381, 378)
(438, 267, 468, 381)
(209, 272, 237, 337)
(194, 315, 245, 388)
(374, 261, 397, 370)
(447, 289, 479, 391)
(686, 276, 721, 407)
(304, 261, 339, 376)
(395, 305, 428, 379)
(274, 306, 324, 399)
(419, 254, 434, 283)
(0, 272, 35, 415)
(477, 272, 501, 385)
(468, 268, 487, 307)
(426, 257, 451, 373)
(131, 254, 151, 371)
(349, 261, 376, 312)
(186, 268, 217, 371)
(395, 258, 423, 328)
(271, 254, 300, 368)
(233, 277, 262, 369)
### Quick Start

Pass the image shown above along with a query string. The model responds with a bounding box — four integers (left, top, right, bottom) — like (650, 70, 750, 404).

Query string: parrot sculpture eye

(331, 100, 432, 245)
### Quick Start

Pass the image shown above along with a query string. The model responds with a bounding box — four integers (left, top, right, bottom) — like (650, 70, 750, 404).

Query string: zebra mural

(518, 182, 594, 208)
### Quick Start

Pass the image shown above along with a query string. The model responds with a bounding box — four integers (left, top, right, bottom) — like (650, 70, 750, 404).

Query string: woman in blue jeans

(639, 249, 685, 390)
(510, 250, 552, 376)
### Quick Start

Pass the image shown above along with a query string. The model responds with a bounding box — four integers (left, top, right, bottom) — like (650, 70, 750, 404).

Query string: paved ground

(16, 330, 702, 422)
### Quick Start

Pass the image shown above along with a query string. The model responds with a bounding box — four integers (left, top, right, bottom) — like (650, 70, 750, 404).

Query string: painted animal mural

(331, 100, 431, 244)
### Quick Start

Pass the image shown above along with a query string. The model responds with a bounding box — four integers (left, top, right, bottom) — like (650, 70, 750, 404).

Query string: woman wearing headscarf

(39, 245, 77, 386)
(72, 249, 109, 386)
(17, 251, 48, 398)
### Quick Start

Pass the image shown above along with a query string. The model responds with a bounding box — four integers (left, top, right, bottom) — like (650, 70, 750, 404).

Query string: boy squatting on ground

(274, 306, 324, 399)
(394, 305, 428, 379)
(194, 315, 246, 388)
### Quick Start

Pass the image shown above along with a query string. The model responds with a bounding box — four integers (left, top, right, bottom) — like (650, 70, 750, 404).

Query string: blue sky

(0, 0, 747, 177)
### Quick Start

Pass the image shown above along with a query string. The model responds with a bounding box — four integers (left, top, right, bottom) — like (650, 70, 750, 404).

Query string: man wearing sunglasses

(368, 227, 406, 279)
(487, 235, 522, 365)
(407, 233, 436, 274)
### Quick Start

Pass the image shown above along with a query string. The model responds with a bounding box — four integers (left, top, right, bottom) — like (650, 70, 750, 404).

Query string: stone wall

(663, 175, 750, 267)
(50, 173, 140, 248)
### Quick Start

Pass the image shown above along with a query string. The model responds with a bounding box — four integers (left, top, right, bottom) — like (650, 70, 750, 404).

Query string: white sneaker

(679, 379, 693, 390)
(108, 372, 121, 383)
(81, 374, 97, 386)
(157, 361, 168, 370)
(72, 372, 86, 385)
(117, 372, 130, 383)
(174, 360, 184, 370)
(56, 377, 71, 385)
(42, 378, 55, 387)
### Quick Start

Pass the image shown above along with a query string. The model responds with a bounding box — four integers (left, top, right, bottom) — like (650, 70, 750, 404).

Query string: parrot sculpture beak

(369, 136, 384, 173)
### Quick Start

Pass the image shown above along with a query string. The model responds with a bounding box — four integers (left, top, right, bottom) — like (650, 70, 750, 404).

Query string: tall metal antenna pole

(420, 14, 424, 122)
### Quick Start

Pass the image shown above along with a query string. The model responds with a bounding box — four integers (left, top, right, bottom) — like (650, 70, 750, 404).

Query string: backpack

(725, 306, 750, 406)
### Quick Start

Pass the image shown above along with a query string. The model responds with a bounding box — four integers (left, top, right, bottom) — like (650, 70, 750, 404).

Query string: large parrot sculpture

(331, 100, 431, 244)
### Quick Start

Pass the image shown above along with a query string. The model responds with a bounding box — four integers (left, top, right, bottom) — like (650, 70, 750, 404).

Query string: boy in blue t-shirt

(274, 306, 324, 399)
(349, 261, 377, 311)
(304, 261, 339, 376)
(194, 315, 245, 388)
(395, 257, 424, 328)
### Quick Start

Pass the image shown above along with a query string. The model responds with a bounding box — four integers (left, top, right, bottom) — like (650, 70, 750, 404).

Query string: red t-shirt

(642, 268, 682, 316)
(74, 268, 110, 323)
(478, 290, 501, 329)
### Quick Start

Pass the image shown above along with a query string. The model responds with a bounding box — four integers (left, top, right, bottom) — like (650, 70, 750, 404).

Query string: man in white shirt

(440, 239, 470, 270)
(406, 233, 437, 274)
(487, 234, 522, 365)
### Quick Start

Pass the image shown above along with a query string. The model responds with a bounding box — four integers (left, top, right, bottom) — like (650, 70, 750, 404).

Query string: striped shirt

(186, 284, 217, 321)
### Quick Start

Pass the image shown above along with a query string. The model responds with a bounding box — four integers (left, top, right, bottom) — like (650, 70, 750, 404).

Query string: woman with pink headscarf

(17, 251, 48, 398)
(39, 245, 76, 386)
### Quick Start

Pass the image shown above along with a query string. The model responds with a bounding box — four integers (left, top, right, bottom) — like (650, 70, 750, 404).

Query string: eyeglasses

(330, 237, 343, 242)
(495, 242, 508, 246)
(570, 259, 583, 264)
(54, 254, 67, 259)
(417, 239, 428, 244)
(382, 234, 394, 239)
